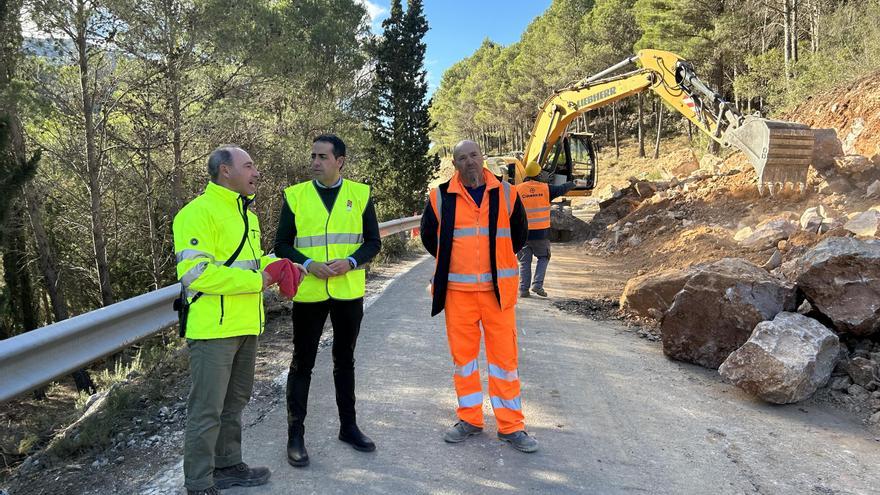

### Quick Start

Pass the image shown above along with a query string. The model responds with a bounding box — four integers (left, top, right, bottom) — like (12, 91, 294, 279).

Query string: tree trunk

(792, 0, 799, 64)
(3, 216, 37, 333)
(637, 93, 646, 158)
(24, 185, 67, 321)
(143, 152, 163, 289)
(653, 104, 663, 159)
(783, 0, 791, 81)
(810, 0, 820, 53)
(612, 103, 619, 159)
(170, 63, 184, 215)
(76, 0, 113, 306)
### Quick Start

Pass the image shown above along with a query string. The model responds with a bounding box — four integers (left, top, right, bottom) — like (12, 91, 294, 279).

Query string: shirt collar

(314, 177, 343, 189)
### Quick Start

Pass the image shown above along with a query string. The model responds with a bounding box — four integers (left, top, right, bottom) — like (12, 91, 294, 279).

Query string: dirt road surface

(136, 254, 880, 495)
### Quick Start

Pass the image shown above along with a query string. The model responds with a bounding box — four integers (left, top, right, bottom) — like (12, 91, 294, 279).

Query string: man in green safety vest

(274, 134, 382, 467)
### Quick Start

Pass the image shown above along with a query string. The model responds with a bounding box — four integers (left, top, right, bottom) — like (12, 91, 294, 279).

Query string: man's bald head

(451, 140, 485, 188)
(452, 140, 481, 159)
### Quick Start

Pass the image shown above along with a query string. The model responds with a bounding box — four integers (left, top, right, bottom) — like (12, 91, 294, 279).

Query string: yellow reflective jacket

(173, 182, 275, 339)
(283, 179, 369, 302)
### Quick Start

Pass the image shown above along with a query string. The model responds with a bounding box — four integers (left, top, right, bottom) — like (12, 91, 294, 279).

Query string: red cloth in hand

(264, 259, 303, 299)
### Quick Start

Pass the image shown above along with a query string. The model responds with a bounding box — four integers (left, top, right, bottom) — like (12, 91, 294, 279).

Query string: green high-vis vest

(284, 179, 370, 302)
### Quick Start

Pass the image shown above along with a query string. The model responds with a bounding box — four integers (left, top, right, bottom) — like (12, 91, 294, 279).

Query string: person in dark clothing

(274, 134, 381, 468)
(516, 171, 587, 297)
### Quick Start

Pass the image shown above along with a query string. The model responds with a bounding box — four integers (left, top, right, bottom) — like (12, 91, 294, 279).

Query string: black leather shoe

(339, 424, 376, 452)
(287, 433, 309, 467)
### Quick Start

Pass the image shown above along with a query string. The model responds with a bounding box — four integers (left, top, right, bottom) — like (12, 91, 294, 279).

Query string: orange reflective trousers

(444, 288, 524, 434)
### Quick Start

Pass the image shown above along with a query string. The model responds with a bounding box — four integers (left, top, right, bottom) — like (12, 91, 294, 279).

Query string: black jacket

(420, 180, 528, 316)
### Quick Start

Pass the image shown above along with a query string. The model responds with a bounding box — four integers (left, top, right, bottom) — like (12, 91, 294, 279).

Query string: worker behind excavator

(516, 162, 587, 298)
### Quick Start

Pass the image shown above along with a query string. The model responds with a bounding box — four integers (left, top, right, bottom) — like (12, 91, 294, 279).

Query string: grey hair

(207, 145, 239, 181)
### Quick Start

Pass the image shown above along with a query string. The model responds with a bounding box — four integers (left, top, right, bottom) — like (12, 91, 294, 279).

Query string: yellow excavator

(490, 49, 814, 196)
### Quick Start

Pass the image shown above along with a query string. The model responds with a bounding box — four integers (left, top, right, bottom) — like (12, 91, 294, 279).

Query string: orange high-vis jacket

(516, 180, 551, 231)
(421, 169, 528, 316)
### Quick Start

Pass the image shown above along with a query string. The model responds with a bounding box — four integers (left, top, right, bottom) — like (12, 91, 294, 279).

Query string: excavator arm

(521, 49, 814, 195)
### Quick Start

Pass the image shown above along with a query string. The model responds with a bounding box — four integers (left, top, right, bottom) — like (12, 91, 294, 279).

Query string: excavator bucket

(724, 117, 815, 195)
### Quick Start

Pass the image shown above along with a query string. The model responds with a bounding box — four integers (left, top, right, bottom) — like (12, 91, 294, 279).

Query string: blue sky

(358, 0, 552, 94)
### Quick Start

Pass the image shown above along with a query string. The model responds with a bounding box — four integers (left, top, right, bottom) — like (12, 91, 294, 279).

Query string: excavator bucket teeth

(724, 117, 814, 194)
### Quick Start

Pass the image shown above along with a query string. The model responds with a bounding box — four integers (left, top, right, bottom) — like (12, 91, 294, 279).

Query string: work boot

(187, 487, 220, 495)
(212, 462, 271, 489)
(443, 420, 483, 443)
(497, 430, 539, 453)
(531, 287, 547, 297)
(339, 423, 376, 452)
(287, 426, 309, 467)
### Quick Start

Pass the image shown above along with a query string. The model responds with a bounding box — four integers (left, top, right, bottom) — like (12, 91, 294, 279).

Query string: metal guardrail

(0, 215, 422, 403)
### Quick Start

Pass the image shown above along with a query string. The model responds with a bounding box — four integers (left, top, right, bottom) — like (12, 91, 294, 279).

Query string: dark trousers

(286, 298, 364, 434)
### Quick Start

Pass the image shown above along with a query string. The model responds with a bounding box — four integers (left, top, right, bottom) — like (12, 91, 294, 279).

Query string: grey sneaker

(531, 287, 547, 297)
(443, 421, 483, 443)
(498, 430, 539, 453)
(187, 487, 220, 495)
(213, 462, 271, 489)
(519, 291, 530, 298)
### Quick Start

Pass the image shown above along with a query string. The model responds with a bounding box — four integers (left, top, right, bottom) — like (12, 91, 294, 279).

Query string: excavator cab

(545, 133, 597, 196)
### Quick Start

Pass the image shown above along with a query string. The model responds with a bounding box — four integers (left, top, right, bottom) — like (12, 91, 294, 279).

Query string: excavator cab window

(567, 133, 597, 189)
(543, 133, 597, 189)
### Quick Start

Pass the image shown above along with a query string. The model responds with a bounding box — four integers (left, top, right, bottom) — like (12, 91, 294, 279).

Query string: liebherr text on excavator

(492, 49, 815, 196)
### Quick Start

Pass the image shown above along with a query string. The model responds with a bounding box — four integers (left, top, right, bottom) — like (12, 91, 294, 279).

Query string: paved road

(220, 258, 880, 495)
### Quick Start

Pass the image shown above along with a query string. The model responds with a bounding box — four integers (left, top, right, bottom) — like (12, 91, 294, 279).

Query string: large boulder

(866, 180, 880, 199)
(661, 258, 796, 369)
(739, 218, 798, 250)
(845, 357, 878, 387)
(633, 180, 657, 199)
(818, 177, 854, 195)
(796, 237, 880, 335)
(699, 154, 724, 174)
(719, 312, 839, 404)
(620, 268, 693, 319)
(812, 128, 844, 173)
(843, 210, 880, 238)
(834, 154, 874, 175)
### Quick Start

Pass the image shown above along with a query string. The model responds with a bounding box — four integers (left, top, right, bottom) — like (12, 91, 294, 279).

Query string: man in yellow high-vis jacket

(173, 145, 304, 495)
(274, 134, 381, 467)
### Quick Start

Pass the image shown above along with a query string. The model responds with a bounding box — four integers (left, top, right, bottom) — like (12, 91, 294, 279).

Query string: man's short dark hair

(207, 145, 239, 181)
(313, 134, 346, 158)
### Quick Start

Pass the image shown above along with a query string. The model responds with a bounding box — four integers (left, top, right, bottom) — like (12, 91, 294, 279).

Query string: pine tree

(1, 0, 40, 340)
(365, 0, 439, 220)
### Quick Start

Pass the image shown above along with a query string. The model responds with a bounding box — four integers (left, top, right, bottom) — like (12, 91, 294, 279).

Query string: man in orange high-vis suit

(515, 169, 587, 298)
(420, 140, 537, 453)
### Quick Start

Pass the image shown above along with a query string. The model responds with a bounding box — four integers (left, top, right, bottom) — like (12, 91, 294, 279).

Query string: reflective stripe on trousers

(444, 289, 524, 433)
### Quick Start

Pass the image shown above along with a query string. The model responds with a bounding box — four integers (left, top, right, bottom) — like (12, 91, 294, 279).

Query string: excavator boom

(519, 49, 814, 195)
